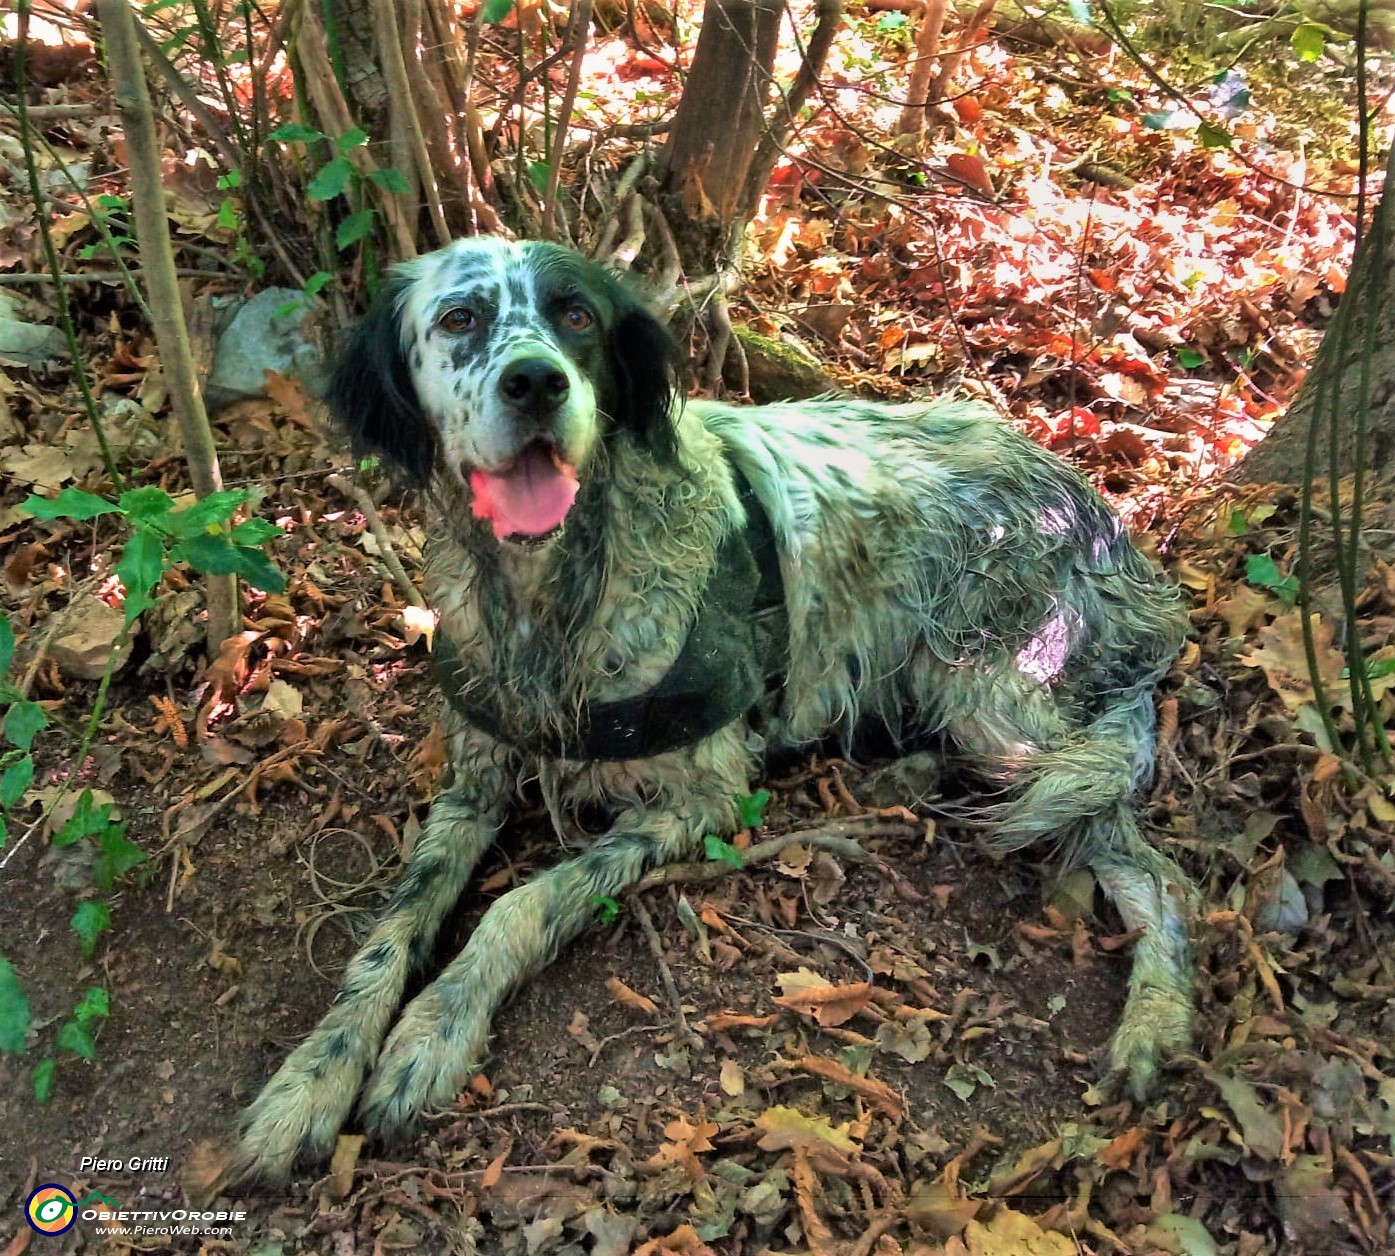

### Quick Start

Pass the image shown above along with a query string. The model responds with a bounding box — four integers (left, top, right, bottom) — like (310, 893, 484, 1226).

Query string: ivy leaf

(167, 489, 253, 536)
(56, 1020, 96, 1060)
(3, 700, 48, 752)
(271, 122, 327, 143)
(52, 789, 115, 849)
(231, 546, 287, 593)
(304, 271, 334, 297)
(23, 488, 118, 521)
(32, 1058, 55, 1103)
(335, 208, 377, 251)
(171, 533, 242, 576)
(73, 987, 110, 1025)
(1177, 347, 1206, 369)
(0, 957, 30, 1053)
(229, 518, 282, 546)
(117, 485, 176, 525)
(369, 167, 411, 194)
(737, 789, 771, 828)
(307, 155, 354, 201)
(335, 126, 369, 153)
(71, 901, 111, 957)
(0, 754, 33, 809)
(116, 529, 167, 604)
(591, 894, 620, 926)
(1197, 121, 1233, 150)
(1291, 23, 1325, 61)
(483, 0, 515, 20)
(1246, 553, 1299, 607)
(94, 824, 146, 891)
(703, 835, 744, 868)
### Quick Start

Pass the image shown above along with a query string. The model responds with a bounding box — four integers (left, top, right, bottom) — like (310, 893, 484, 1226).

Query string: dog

(226, 236, 1193, 1185)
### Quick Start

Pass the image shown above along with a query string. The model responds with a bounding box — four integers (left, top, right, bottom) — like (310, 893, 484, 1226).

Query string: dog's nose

(499, 359, 570, 410)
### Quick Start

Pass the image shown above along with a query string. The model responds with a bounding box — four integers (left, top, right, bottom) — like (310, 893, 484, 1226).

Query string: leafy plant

(271, 124, 408, 254)
(703, 834, 744, 869)
(736, 789, 772, 829)
(591, 894, 621, 926)
(1246, 553, 1299, 607)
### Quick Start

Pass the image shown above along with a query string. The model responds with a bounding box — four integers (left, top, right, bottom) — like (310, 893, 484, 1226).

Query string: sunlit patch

(1015, 611, 1076, 683)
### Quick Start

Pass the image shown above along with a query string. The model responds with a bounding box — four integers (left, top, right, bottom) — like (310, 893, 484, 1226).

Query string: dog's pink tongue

(469, 446, 579, 540)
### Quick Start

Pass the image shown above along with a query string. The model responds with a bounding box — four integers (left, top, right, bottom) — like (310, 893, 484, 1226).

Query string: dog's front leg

(226, 735, 511, 1186)
(356, 783, 738, 1136)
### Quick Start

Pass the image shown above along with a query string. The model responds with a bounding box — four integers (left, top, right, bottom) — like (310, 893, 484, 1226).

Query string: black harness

(433, 466, 787, 762)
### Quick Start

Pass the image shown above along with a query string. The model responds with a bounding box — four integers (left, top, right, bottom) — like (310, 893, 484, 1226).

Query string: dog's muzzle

(499, 357, 570, 417)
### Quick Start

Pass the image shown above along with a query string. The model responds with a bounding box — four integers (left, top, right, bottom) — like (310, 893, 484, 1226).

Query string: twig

(0, 100, 104, 118)
(0, 269, 230, 285)
(631, 817, 914, 892)
(375, 0, 450, 248)
(592, 152, 647, 262)
(102, 0, 239, 654)
(630, 894, 696, 1049)
(327, 474, 426, 608)
(929, 0, 997, 102)
(540, 0, 592, 243)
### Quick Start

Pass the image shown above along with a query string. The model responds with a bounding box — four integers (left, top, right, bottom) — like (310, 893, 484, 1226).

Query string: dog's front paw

(1105, 983, 1193, 1101)
(225, 1040, 367, 1186)
(358, 993, 487, 1137)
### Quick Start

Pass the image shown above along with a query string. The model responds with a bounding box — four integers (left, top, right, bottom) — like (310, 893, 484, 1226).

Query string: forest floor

(1, 6, 1393, 1256)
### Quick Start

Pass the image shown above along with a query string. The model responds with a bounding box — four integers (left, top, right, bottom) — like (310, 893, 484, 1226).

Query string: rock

(731, 324, 837, 403)
(0, 315, 68, 368)
(207, 287, 323, 411)
(50, 595, 129, 680)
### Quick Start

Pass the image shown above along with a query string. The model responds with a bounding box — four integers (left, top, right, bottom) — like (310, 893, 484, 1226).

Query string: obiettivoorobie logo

(24, 1187, 118, 1236)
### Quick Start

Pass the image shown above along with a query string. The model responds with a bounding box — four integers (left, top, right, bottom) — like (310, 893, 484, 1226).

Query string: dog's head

(327, 237, 681, 545)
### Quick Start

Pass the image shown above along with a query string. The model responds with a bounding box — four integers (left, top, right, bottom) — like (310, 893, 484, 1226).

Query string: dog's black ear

(607, 289, 681, 465)
(325, 278, 438, 486)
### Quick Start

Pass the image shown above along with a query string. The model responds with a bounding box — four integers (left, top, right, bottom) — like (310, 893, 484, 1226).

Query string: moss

(731, 325, 837, 403)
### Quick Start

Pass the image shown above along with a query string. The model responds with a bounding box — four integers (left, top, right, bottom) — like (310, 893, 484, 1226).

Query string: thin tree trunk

(898, 0, 948, 135)
(1239, 141, 1395, 485)
(100, 0, 239, 656)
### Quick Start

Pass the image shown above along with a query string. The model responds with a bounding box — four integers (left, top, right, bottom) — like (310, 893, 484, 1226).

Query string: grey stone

(207, 287, 324, 410)
(0, 315, 68, 367)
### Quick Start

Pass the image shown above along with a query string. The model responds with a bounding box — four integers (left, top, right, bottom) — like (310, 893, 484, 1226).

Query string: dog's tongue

(469, 445, 579, 540)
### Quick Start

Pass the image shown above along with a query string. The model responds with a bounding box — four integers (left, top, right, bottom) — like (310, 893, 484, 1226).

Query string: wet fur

(226, 238, 1193, 1185)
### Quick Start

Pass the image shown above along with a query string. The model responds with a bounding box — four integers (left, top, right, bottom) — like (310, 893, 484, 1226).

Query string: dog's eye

(439, 307, 477, 333)
(561, 306, 593, 331)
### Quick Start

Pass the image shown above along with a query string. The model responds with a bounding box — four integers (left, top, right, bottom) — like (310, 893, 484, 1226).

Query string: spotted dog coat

(227, 237, 1193, 1184)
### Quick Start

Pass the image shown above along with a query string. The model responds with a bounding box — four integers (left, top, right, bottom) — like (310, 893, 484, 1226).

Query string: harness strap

(435, 464, 787, 762)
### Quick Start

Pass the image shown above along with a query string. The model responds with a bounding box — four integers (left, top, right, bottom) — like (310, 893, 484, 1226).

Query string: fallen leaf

(965, 1208, 1075, 1255)
(774, 969, 873, 1027)
(754, 1105, 859, 1154)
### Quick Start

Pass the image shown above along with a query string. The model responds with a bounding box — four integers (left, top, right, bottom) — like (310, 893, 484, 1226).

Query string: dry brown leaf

(654, 1112, 718, 1181)
(605, 977, 659, 1018)
(755, 1104, 859, 1154)
(1097, 1125, 1147, 1171)
(965, 1208, 1075, 1255)
(774, 969, 873, 1027)
(907, 1178, 979, 1241)
(1238, 611, 1344, 714)
(633, 1224, 717, 1256)
(792, 1053, 903, 1119)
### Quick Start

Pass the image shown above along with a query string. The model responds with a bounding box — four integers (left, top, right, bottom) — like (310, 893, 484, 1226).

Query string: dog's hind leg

(356, 771, 741, 1137)
(946, 677, 1194, 1100)
(225, 743, 510, 1186)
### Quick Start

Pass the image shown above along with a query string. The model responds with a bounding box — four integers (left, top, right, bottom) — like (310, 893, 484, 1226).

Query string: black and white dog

(227, 236, 1192, 1184)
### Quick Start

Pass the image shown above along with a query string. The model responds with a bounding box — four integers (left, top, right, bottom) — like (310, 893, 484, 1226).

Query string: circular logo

(26, 1184, 77, 1235)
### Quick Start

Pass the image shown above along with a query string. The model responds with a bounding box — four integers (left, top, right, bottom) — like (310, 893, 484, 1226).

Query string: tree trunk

(1239, 141, 1395, 485)
(657, 0, 781, 272)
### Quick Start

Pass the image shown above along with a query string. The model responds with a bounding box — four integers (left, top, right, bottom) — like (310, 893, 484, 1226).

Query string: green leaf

(369, 167, 411, 194)
(1197, 121, 1233, 150)
(71, 901, 111, 958)
(308, 155, 354, 201)
(304, 271, 334, 297)
(171, 534, 241, 576)
(73, 986, 110, 1025)
(1142, 111, 1172, 130)
(482, 0, 514, 20)
(217, 168, 243, 191)
(1291, 22, 1325, 61)
(335, 126, 369, 153)
(3, 700, 48, 752)
(0, 613, 13, 678)
(0, 957, 30, 1053)
(116, 529, 167, 604)
(217, 198, 239, 230)
(737, 789, 771, 828)
(53, 790, 111, 848)
(1246, 553, 1299, 607)
(528, 160, 550, 196)
(23, 488, 118, 521)
(117, 485, 176, 524)
(335, 208, 377, 251)
(1177, 347, 1206, 369)
(230, 545, 288, 593)
(229, 518, 282, 545)
(32, 1057, 55, 1103)
(95, 193, 128, 211)
(94, 824, 146, 891)
(703, 834, 744, 869)
(167, 488, 254, 537)
(271, 122, 327, 143)
(591, 894, 620, 926)
(1227, 510, 1249, 536)
(1, 754, 33, 809)
(56, 1020, 96, 1060)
